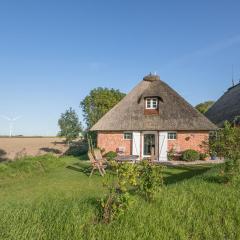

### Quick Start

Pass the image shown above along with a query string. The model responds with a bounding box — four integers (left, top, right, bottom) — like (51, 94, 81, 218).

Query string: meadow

(0, 155, 239, 240)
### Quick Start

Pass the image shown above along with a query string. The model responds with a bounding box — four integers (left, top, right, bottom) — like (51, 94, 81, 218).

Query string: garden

(0, 122, 240, 240)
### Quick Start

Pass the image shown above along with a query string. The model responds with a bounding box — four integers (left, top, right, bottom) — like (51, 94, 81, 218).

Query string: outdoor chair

(93, 148, 108, 165)
(116, 147, 125, 156)
(149, 147, 157, 164)
(88, 151, 106, 177)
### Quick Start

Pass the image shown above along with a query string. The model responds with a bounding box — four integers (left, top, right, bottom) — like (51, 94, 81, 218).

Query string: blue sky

(0, 0, 240, 136)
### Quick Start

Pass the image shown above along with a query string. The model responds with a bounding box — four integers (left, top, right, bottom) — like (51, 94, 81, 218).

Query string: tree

(58, 108, 82, 144)
(80, 87, 125, 129)
(195, 101, 215, 114)
(209, 121, 240, 183)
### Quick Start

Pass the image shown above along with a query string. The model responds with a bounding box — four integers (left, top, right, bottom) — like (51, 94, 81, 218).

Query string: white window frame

(168, 132, 177, 140)
(145, 98, 158, 109)
(123, 132, 132, 140)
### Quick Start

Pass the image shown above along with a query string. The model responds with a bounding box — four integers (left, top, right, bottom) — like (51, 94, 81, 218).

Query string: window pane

(168, 132, 177, 140)
(146, 99, 151, 108)
(152, 100, 157, 108)
(146, 98, 158, 109)
(124, 133, 132, 140)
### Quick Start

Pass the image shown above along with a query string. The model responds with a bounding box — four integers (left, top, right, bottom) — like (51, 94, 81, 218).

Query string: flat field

(0, 137, 67, 160)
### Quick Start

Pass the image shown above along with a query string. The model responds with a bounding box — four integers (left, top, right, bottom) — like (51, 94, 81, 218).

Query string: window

(146, 98, 158, 109)
(168, 132, 177, 140)
(124, 132, 132, 140)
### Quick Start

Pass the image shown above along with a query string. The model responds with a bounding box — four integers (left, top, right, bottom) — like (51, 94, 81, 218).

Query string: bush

(65, 142, 88, 156)
(104, 151, 117, 160)
(138, 160, 164, 201)
(167, 148, 176, 161)
(98, 188, 133, 224)
(97, 163, 137, 223)
(181, 149, 200, 162)
(224, 159, 240, 183)
(199, 153, 208, 160)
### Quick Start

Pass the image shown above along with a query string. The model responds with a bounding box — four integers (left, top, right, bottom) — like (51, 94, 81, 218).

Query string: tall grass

(0, 154, 65, 180)
(0, 156, 240, 240)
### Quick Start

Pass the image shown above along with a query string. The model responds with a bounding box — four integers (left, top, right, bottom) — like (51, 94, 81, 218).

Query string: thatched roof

(205, 83, 240, 126)
(91, 74, 216, 131)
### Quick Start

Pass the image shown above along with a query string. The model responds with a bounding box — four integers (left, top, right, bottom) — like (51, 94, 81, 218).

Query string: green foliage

(58, 107, 82, 143)
(98, 162, 138, 223)
(181, 149, 200, 162)
(167, 148, 176, 161)
(195, 101, 215, 114)
(199, 152, 208, 160)
(209, 121, 240, 183)
(103, 151, 117, 161)
(210, 121, 240, 160)
(0, 155, 64, 180)
(98, 184, 133, 224)
(116, 163, 139, 192)
(1, 156, 240, 239)
(64, 142, 88, 156)
(234, 115, 240, 126)
(224, 159, 240, 183)
(138, 160, 164, 201)
(80, 87, 125, 129)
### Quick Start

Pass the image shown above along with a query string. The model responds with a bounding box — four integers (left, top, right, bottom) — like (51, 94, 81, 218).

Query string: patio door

(142, 132, 158, 158)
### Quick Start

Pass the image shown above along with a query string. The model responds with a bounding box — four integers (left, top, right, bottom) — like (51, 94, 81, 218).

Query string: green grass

(0, 155, 240, 240)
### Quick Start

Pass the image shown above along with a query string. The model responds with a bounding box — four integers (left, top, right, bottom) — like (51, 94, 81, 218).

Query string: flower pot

(211, 155, 217, 160)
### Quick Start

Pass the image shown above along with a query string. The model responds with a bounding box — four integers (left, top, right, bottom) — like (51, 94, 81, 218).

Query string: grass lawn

(0, 155, 240, 240)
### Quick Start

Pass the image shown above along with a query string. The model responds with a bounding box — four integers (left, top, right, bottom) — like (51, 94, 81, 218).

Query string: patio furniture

(116, 147, 125, 156)
(93, 148, 107, 164)
(149, 147, 156, 164)
(115, 155, 139, 163)
(88, 151, 106, 177)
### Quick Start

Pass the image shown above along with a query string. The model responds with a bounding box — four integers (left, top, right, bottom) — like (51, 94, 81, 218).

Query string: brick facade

(97, 131, 209, 157)
(167, 131, 209, 153)
(97, 131, 132, 155)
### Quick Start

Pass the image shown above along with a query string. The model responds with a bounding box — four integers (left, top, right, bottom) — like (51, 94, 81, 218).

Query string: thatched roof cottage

(205, 83, 240, 127)
(91, 74, 216, 161)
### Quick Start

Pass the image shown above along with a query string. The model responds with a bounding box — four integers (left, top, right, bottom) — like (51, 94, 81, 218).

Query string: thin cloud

(163, 34, 240, 68)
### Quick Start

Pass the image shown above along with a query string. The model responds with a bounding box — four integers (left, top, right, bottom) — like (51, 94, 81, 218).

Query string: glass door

(143, 134, 155, 156)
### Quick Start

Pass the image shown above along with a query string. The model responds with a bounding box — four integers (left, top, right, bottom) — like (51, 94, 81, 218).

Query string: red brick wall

(97, 131, 209, 156)
(97, 131, 132, 155)
(168, 131, 209, 153)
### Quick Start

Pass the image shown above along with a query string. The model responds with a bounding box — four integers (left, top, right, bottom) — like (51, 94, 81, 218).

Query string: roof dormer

(144, 97, 159, 115)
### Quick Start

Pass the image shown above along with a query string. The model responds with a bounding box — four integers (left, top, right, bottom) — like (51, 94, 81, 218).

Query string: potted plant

(210, 151, 217, 160)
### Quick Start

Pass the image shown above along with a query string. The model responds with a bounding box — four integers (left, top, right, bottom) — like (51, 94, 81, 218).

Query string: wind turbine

(1, 115, 22, 137)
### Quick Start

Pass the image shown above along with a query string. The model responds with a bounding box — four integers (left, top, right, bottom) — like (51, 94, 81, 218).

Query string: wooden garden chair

(93, 148, 108, 165)
(150, 147, 156, 164)
(88, 151, 106, 177)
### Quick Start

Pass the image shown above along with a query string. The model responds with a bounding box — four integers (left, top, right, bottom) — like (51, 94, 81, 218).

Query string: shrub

(167, 148, 176, 161)
(65, 142, 88, 156)
(209, 122, 240, 183)
(97, 160, 165, 224)
(97, 163, 137, 223)
(104, 151, 117, 160)
(98, 187, 133, 224)
(224, 159, 240, 183)
(138, 160, 164, 201)
(181, 149, 200, 162)
(199, 153, 208, 160)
